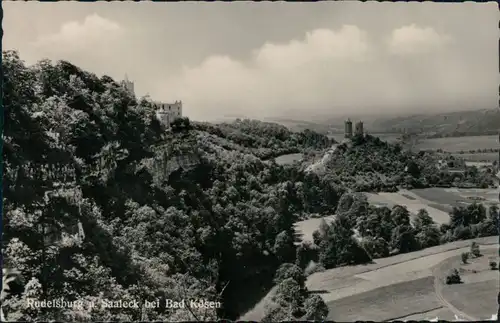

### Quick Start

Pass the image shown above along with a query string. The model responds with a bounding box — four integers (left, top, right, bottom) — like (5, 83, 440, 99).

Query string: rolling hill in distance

(266, 108, 500, 138)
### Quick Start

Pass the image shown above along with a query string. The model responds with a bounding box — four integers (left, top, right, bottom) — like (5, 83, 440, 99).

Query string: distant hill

(370, 109, 500, 138)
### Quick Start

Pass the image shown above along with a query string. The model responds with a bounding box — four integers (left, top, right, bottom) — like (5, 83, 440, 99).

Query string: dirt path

(433, 273, 476, 321)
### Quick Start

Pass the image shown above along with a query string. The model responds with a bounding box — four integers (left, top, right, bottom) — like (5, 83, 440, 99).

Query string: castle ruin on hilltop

(120, 75, 183, 128)
(344, 119, 364, 138)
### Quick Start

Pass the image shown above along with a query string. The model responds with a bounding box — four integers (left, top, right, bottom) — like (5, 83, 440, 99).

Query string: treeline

(427, 130, 500, 139)
(194, 120, 334, 160)
(453, 148, 499, 154)
(301, 193, 499, 272)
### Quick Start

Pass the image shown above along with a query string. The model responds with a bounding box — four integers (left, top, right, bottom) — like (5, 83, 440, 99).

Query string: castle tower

(344, 119, 353, 138)
(120, 74, 135, 96)
(355, 121, 364, 136)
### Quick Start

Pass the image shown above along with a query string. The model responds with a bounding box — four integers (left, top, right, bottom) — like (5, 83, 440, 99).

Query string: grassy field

(455, 152, 497, 162)
(294, 215, 336, 244)
(274, 153, 303, 165)
(442, 281, 498, 320)
(326, 276, 441, 321)
(366, 190, 452, 225)
(411, 188, 467, 206)
(242, 237, 498, 321)
(465, 160, 494, 167)
(415, 135, 498, 152)
(395, 307, 456, 321)
(435, 249, 499, 320)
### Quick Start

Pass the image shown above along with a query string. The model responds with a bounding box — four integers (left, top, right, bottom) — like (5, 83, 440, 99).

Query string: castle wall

(154, 101, 183, 127)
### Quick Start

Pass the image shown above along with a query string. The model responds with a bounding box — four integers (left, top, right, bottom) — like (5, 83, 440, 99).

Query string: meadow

(436, 249, 499, 320)
(415, 135, 498, 152)
(454, 152, 497, 162)
(241, 237, 499, 321)
(274, 152, 304, 165)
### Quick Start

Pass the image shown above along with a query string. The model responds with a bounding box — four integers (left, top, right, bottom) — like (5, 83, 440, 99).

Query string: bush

(489, 261, 497, 270)
(171, 117, 192, 133)
(361, 236, 390, 259)
(461, 252, 469, 264)
(445, 268, 462, 285)
(273, 263, 306, 288)
(303, 294, 329, 320)
(470, 242, 481, 257)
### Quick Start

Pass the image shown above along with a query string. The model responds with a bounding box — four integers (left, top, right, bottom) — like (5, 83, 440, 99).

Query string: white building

(154, 101, 183, 127)
(120, 75, 183, 127)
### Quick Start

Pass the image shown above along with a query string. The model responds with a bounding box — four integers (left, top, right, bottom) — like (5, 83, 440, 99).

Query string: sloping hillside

(322, 134, 493, 191)
(371, 109, 500, 138)
(1, 51, 341, 321)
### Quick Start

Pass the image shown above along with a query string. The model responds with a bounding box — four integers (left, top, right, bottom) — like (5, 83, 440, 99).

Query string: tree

(406, 160, 421, 178)
(271, 278, 305, 317)
(413, 209, 434, 231)
(390, 225, 419, 254)
(303, 294, 329, 320)
(295, 241, 317, 270)
(461, 252, 469, 264)
(171, 117, 192, 133)
(273, 230, 296, 263)
(415, 225, 440, 249)
(445, 269, 462, 285)
(273, 263, 306, 289)
(318, 215, 371, 268)
(391, 205, 411, 227)
(470, 242, 481, 257)
(361, 236, 390, 259)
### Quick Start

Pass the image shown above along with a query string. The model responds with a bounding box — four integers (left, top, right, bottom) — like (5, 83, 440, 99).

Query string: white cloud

(32, 14, 124, 57)
(157, 25, 379, 120)
(17, 14, 494, 123)
(387, 24, 451, 56)
(155, 24, 472, 121)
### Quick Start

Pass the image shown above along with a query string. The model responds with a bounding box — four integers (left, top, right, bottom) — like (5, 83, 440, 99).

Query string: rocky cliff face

(165, 153, 201, 175)
(147, 150, 202, 185)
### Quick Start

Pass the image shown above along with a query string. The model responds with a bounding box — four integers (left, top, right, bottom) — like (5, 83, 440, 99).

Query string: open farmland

(307, 238, 498, 321)
(325, 276, 441, 321)
(365, 188, 498, 225)
(410, 188, 468, 206)
(395, 307, 457, 321)
(415, 135, 498, 152)
(455, 152, 497, 162)
(241, 237, 498, 321)
(465, 161, 494, 167)
(435, 249, 499, 320)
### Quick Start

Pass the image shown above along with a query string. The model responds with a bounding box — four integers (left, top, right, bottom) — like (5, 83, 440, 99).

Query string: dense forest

(1, 51, 497, 322)
(1, 51, 340, 321)
(323, 134, 494, 191)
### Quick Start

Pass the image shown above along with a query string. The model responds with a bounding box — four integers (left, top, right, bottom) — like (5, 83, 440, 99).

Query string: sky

(4, 2, 499, 122)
